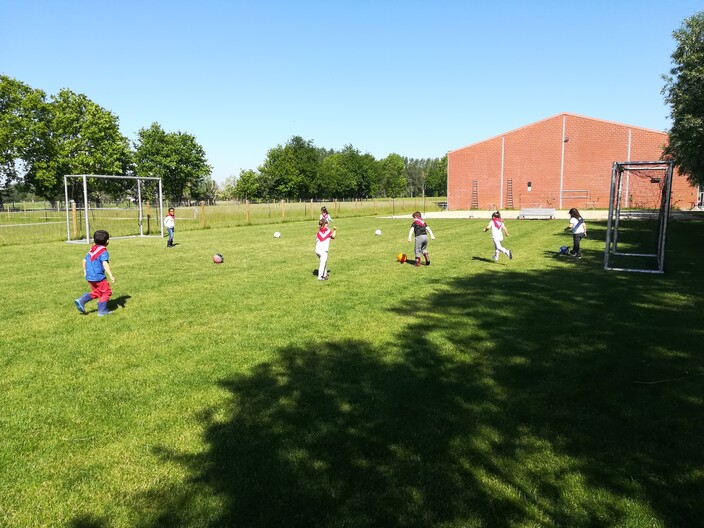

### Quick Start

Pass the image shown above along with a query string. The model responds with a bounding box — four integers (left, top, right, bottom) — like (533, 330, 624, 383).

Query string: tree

(425, 155, 448, 197)
(39, 89, 133, 202)
(234, 169, 260, 201)
(318, 152, 352, 198)
(379, 153, 407, 198)
(662, 11, 704, 188)
(404, 158, 428, 197)
(259, 136, 319, 200)
(134, 122, 211, 204)
(193, 176, 218, 204)
(0, 76, 50, 201)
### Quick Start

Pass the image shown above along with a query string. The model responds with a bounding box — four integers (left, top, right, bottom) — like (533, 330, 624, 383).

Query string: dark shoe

(426, 260, 430, 266)
(414, 258, 421, 267)
(508, 250, 513, 260)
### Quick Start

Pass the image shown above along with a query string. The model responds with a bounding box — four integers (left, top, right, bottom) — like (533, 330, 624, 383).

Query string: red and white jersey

(315, 226, 335, 252)
(487, 217, 504, 241)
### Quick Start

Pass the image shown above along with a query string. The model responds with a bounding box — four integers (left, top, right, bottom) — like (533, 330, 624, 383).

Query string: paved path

(389, 209, 702, 220)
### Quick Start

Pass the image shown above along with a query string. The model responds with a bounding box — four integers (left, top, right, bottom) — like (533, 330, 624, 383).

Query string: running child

(483, 211, 512, 261)
(74, 229, 116, 316)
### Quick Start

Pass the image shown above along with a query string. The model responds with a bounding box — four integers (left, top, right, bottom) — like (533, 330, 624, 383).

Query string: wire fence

(0, 197, 445, 247)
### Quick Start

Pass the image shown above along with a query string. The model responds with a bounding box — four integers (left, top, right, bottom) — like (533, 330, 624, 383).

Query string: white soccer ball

(274, 231, 281, 238)
(375, 229, 382, 236)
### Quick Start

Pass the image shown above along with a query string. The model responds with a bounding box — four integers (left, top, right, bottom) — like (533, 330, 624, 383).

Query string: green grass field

(1, 215, 702, 528)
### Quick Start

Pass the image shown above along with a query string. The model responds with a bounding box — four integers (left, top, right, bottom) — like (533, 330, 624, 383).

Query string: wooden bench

(436, 201, 448, 211)
(518, 208, 556, 219)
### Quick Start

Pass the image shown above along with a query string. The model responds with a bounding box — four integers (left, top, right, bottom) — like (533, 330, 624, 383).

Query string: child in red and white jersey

(315, 218, 336, 280)
(483, 211, 512, 261)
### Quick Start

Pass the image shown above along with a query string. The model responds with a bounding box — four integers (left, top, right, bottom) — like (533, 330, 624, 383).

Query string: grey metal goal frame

(64, 174, 164, 244)
(604, 161, 673, 274)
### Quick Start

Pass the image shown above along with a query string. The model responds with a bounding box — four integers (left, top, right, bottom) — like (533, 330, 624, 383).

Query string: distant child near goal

(164, 207, 175, 248)
(483, 211, 513, 261)
(408, 211, 435, 266)
(315, 218, 336, 280)
(74, 229, 116, 316)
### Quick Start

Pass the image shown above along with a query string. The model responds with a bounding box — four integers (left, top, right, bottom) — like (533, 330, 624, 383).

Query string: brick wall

(447, 113, 699, 211)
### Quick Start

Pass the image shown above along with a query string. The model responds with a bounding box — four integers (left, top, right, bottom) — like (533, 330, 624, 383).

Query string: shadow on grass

(107, 294, 131, 312)
(79, 222, 704, 527)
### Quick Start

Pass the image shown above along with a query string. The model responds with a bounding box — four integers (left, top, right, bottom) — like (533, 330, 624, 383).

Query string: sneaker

(97, 311, 112, 317)
(74, 299, 86, 314)
(318, 276, 328, 281)
(493, 255, 499, 261)
(426, 260, 430, 266)
(508, 250, 513, 260)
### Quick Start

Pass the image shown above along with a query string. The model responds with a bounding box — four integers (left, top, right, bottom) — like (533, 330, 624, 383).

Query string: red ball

(213, 253, 224, 264)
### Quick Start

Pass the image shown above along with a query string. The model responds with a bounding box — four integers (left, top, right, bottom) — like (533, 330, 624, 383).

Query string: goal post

(604, 161, 674, 274)
(63, 174, 164, 243)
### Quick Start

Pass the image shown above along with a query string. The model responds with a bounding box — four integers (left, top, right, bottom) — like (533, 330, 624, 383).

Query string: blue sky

(1, 0, 702, 184)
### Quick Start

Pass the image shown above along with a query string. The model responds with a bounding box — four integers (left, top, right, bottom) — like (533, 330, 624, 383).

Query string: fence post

(201, 201, 206, 228)
(280, 200, 285, 222)
(145, 201, 151, 235)
(246, 199, 251, 224)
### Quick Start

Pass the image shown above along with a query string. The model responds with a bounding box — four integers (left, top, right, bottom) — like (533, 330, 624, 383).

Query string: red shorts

(88, 279, 112, 303)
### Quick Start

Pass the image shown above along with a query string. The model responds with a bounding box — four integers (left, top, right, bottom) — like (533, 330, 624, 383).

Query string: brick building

(447, 113, 700, 211)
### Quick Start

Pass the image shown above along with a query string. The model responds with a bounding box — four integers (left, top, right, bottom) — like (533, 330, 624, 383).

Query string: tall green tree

(0, 76, 50, 199)
(318, 152, 352, 198)
(379, 153, 407, 198)
(662, 11, 704, 188)
(234, 169, 260, 201)
(316, 145, 378, 199)
(425, 155, 448, 197)
(259, 136, 319, 200)
(134, 122, 211, 204)
(33, 89, 133, 202)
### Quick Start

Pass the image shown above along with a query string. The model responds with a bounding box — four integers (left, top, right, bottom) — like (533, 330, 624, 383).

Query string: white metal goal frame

(63, 174, 164, 244)
(604, 161, 673, 274)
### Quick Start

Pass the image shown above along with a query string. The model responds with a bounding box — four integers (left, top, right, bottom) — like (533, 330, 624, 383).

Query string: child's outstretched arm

(427, 227, 435, 240)
(408, 227, 414, 242)
(82, 259, 87, 277)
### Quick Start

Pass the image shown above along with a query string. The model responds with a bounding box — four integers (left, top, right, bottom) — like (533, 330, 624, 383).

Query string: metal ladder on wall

(506, 179, 514, 209)
(471, 180, 479, 209)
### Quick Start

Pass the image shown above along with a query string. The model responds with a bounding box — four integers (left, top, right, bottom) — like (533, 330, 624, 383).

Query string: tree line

(0, 75, 447, 208)
(220, 137, 447, 203)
